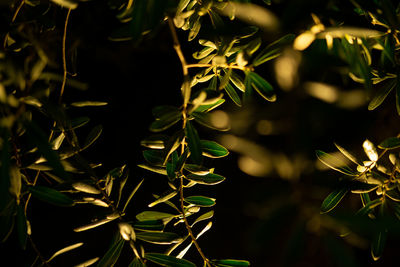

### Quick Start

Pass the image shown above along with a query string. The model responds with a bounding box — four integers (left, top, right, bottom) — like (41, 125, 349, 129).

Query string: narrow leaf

(320, 188, 348, 214)
(224, 83, 242, 107)
(184, 196, 216, 207)
(356, 198, 382, 216)
(201, 140, 229, 158)
(138, 164, 167, 175)
(48, 242, 84, 262)
(316, 150, 357, 176)
(185, 121, 202, 165)
(83, 125, 103, 150)
(133, 220, 165, 231)
(28, 186, 74, 206)
(183, 164, 210, 175)
(72, 182, 101, 194)
(71, 101, 107, 107)
(16, 205, 27, 250)
(148, 190, 177, 208)
(378, 137, 400, 149)
(122, 179, 144, 212)
(371, 230, 387, 261)
(97, 238, 124, 267)
(192, 210, 214, 227)
(136, 211, 176, 221)
(248, 72, 276, 102)
(334, 143, 361, 165)
(145, 253, 196, 267)
(212, 259, 250, 266)
(186, 173, 225, 185)
(74, 213, 120, 232)
(368, 79, 395, 110)
(150, 111, 181, 132)
(136, 232, 181, 244)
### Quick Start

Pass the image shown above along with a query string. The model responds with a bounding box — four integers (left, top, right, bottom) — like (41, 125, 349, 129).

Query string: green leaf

(97, 238, 124, 267)
(334, 143, 361, 165)
(184, 196, 216, 207)
(73, 213, 121, 232)
(150, 110, 181, 132)
(122, 179, 144, 213)
(248, 72, 276, 102)
(356, 198, 382, 216)
(167, 151, 178, 180)
(192, 112, 230, 131)
(320, 188, 348, 214)
(350, 182, 378, 194)
(194, 99, 225, 113)
(185, 121, 202, 165)
(368, 79, 395, 110)
(192, 210, 214, 227)
(138, 163, 167, 175)
(229, 71, 245, 92)
(224, 83, 242, 107)
(378, 137, 400, 149)
(140, 135, 167, 149)
(145, 253, 196, 267)
(47, 242, 84, 262)
(28, 185, 74, 206)
(186, 173, 225, 185)
(183, 164, 210, 175)
(136, 232, 181, 244)
(143, 150, 165, 165)
(16, 205, 27, 250)
(316, 150, 357, 176)
(371, 230, 387, 261)
(212, 259, 250, 267)
(188, 15, 201, 41)
(148, 190, 177, 208)
(69, 117, 90, 130)
(136, 211, 176, 221)
(133, 220, 164, 231)
(386, 189, 400, 202)
(201, 140, 229, 158)
(70, 101, 107, 107)
(252, 34, 295, 66)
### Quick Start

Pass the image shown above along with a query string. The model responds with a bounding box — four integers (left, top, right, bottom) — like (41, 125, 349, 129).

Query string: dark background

(2, 0, 400, 266)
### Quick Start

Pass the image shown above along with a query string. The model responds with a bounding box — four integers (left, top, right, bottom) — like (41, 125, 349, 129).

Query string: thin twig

(59, 8, 72, 103)
(29, 236, 50, 267)
(3, 0, 25, 48)
(179, 176, 211, 267)
(167, 17, 211, 266)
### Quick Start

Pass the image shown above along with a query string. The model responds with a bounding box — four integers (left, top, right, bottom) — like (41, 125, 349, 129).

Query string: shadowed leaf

(321, 188, 348, 214)
(145, 253, 196, 267)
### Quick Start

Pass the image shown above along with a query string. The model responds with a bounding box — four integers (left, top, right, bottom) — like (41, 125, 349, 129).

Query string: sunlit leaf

(192, 210, 214, 227)
(212, 259, 250, 266)
(363, 139, 378, 162)
(194, 99, 225, 113)
(350, 182, 378, 194)
(186, 173, 225, 185)
(122, 179, 144, 212)
(177, 242, 192, 259)
(196, 221, 212, 239)
(75, 257, 99, 267)
(229, 71, 245, 92)
(74, 212, 120, 232)
(50, 0, 78, 9)
(148, 190, 177, 208)
(368, 79, 395, 110)
(145, 253, 196, 267)
(185, 121, 202, 165)
(334, 143, 361, 165)
(140, 135, 167, 149)
(371, 230, 387, 261)
(316, 150, 357, 176)
(16, 205, 27, 250)
(193, 47, 215, 60)
(138, 163, 167, 175)
(133, 220, 164, 231)
(72, 182, 101, 194)
(224, 83, 242, 107)
(136, 232, 182, 244)
(184, 164, 210, 175)
(136, 211, 176, 221)
(28, 186, 74, 207)
(184, 196, 216, 207)
(320, 188, 348, 214)
(201, 140, 229, 158)
(248, 72, 276, 102)
(70, 101, 107, 107)
(378, 137, 400, 149)
(188, 15, 201, 41)
(47, 242, 84, 262)
(97, 238, 124, 267)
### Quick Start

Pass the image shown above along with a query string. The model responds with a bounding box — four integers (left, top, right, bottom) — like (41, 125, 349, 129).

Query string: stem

(168, 17, 211, 266)
(3, 0, 25, 48)
(179, 176, 211, 267)
(29, 236, 50, 267)
(59, 8, 72, 104)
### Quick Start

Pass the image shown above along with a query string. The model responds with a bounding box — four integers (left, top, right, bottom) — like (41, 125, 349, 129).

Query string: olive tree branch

(167, 17, 211, 266)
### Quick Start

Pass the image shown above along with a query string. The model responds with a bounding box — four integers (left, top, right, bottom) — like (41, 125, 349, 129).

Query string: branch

(59, 8, 72, 103)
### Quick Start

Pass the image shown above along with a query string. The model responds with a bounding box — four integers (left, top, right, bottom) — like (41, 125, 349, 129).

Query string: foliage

(2, 0, 400, 265)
